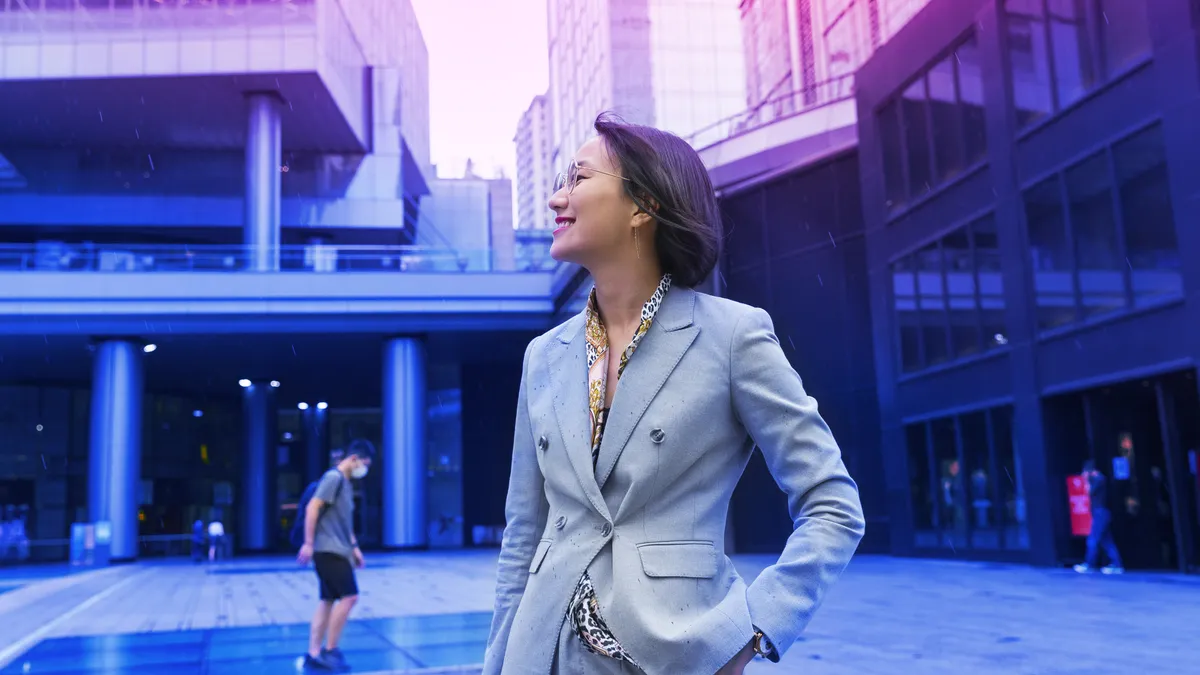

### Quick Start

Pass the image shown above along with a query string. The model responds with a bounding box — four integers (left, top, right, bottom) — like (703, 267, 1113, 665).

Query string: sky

(409, 0, 550, 181)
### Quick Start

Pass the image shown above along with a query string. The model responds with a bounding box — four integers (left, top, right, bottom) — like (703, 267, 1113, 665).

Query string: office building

(419, 172, 516, 272)
(854, 0, 1199, 572)
(546, 0, 746, 167)
(0, 0, 574, 562)
(514, 94, 555, 231)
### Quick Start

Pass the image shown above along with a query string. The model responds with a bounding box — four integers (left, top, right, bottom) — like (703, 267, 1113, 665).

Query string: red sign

(1067, 474, 1092, 536)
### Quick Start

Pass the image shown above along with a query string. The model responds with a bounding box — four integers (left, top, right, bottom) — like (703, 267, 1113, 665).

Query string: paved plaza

(0, 551, 1193, 674)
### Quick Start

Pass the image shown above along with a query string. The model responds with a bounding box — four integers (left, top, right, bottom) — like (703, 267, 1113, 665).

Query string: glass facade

(548, 0, 745, 166)
(1004, 0, 1152, 128)
(906, 405, 1029, 551)
(1023, 123, 1182, 332)
(877, 33, 987, 212)
(891, 215, 1007, 373)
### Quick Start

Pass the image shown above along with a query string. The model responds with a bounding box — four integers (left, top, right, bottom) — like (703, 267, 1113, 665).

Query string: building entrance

(1044, 370, 1200, 572)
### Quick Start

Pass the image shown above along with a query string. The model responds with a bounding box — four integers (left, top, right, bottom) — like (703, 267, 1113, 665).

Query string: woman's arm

(482, 339, 551, 674)
(730, 307, 866, 659)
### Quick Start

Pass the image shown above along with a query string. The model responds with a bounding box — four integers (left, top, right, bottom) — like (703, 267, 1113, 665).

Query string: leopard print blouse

(567, 274, 672, 666)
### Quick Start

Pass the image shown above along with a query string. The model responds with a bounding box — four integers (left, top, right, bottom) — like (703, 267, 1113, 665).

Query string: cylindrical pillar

(304, 406, 330, 485)
(240, 382, 277, 552)
(245, 92, 282, 272)
(88, 339, 144, 562)
(382, 337, 427, 548)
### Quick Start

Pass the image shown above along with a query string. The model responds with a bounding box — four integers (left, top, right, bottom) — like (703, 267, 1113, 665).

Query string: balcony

(0, 0, 368, 152)
(0, 243, 586, 335)
(687, 75, 859, 194)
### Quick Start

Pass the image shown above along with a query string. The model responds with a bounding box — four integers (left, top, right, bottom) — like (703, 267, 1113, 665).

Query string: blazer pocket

(529, 538, 553, 574)
(636, 540, 718, 579)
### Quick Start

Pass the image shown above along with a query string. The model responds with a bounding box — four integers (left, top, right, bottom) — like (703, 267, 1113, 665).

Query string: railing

(0, 534, 197, 566)
(0, 0, 317, 35)
(684, 74, 857, 150)
(0, 242, 562, 273)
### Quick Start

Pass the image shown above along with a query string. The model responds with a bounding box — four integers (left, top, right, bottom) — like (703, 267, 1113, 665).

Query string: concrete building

(546, 0, 746, 167)
(419, 172, 515, 272)
(0, 0, 578, 563)
(514, 93, 554, 231)
(712, 0, 1200, 572)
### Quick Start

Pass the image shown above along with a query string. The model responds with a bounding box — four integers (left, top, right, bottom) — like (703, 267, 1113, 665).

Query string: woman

(484, 113, 865, 675)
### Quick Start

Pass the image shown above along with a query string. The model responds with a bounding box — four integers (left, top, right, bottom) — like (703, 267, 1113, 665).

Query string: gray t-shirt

(312, 469, 355, 560)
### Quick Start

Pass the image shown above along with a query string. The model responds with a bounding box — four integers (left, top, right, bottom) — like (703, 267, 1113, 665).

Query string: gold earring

(634, 228, 641, 259)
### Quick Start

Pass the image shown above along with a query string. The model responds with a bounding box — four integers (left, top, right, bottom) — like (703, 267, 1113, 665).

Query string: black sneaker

(303, 653, 335, 671)
(321, 647, 351, 672)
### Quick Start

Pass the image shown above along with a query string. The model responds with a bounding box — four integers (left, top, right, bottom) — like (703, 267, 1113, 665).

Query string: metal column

(245, 92, 282, 272)
(88, 339, 144, 562)
(240, 382, 277, 552)
(382, 337, 427, 548)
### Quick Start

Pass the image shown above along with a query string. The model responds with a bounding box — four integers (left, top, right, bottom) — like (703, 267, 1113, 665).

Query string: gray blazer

(484, 287, 865, 674)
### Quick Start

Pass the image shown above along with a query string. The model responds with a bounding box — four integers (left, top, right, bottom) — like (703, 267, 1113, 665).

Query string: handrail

(0, 242, 562, 274)
(684, 74, 857, 150)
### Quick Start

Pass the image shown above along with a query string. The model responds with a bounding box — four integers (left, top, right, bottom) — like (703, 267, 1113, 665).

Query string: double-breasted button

(555, 516, 567, 530)
(650, 428, 666, 444)
(537, 435, 549, 451)
(600, 522, 612, 537)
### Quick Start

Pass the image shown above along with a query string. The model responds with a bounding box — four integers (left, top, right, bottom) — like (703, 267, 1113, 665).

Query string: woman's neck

(591, 262, 663, 333)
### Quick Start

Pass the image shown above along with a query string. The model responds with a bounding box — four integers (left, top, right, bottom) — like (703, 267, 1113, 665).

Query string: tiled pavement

(0, 552, 1197, 674)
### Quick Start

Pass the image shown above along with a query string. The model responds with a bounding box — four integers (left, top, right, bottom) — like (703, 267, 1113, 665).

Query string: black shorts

(313, 552, 358, 601)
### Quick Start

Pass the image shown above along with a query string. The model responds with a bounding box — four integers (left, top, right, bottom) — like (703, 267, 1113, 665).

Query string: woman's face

(547, 136, 637, 266)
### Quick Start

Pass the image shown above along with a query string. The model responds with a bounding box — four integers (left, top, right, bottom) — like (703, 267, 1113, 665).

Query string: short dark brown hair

(593, 112, 721, 288)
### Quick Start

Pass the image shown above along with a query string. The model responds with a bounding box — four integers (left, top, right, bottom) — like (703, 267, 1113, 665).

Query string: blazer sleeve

(730, 307, 866, 657)
(482, 338, 551, 674)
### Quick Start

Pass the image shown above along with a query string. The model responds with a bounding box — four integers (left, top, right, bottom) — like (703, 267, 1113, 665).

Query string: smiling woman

(485, 113, 866, 674)
(547, 113, 721, 289)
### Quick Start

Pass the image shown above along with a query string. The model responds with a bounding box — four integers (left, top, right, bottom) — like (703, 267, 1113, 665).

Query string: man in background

(1074, 459, 1125, 575)
(296, 444, 373, 672)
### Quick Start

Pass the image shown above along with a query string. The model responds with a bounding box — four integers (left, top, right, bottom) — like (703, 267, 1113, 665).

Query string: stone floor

(0, 552, 1196, 674)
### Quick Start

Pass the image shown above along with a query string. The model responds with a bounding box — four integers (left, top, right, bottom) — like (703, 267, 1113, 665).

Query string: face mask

(351, 464, 369, 480)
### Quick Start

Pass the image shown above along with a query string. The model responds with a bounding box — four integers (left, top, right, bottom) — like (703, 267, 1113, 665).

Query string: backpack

(290, 473, 344, 549)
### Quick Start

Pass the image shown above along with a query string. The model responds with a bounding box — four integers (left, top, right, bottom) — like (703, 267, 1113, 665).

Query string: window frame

(1020, 120, 1177, 335)
(1003, 0, 1154, 131)
(874, 30, 989, 216)
(903, 403, 1024, 552)
(888, 212, 1006, 376)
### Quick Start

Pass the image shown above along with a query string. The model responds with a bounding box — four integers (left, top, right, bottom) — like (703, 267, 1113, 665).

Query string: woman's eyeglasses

(553, 162, 630, 195)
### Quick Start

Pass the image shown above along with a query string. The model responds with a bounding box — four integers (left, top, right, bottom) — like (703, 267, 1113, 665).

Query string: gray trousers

(551, 619, 646, 675)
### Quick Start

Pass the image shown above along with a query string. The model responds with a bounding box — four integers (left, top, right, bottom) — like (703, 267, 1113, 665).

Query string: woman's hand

(715, 639, 756, 675)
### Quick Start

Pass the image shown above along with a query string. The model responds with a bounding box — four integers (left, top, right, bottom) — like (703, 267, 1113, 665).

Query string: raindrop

(147, 154, 155, 171)
(41, 454, 47, 469)
(817, 274, 823, 287)
(291, 344, 297, 356)
(1125, 257, 1132, 271)
(787, 336, 795, 351)
(828, 231, 836, 248)
(98, 109, 103, 121)
(135, 128, 140, 139)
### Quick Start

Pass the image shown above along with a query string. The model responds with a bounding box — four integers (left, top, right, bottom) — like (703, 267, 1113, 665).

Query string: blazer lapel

(595, 288, 699, 491)
(549, 317, 613, 521)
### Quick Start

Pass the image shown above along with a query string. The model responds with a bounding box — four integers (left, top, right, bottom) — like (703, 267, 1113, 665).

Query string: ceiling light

(316, 401, 328, 410)
(238, 379, 251, 388)
(298, 402, 309, 410)
(270, 380, 280, 388)
(142, 344, 157, 353)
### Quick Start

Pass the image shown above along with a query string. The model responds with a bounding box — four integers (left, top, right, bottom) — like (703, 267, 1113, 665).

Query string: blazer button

(649, 428, 666, 444)
(600, 522, 612, 537)
(537, 435, 549, 451)
(555, 516, 567, 530)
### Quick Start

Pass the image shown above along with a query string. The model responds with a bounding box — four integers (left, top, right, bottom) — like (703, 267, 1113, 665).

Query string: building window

(876, 33, 989, 212)
(1004, 0, 1152, 129)
(1023, 123, 1181, 332)
(905, 405, 1029, 551)
(891, 215, 1008, 374)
